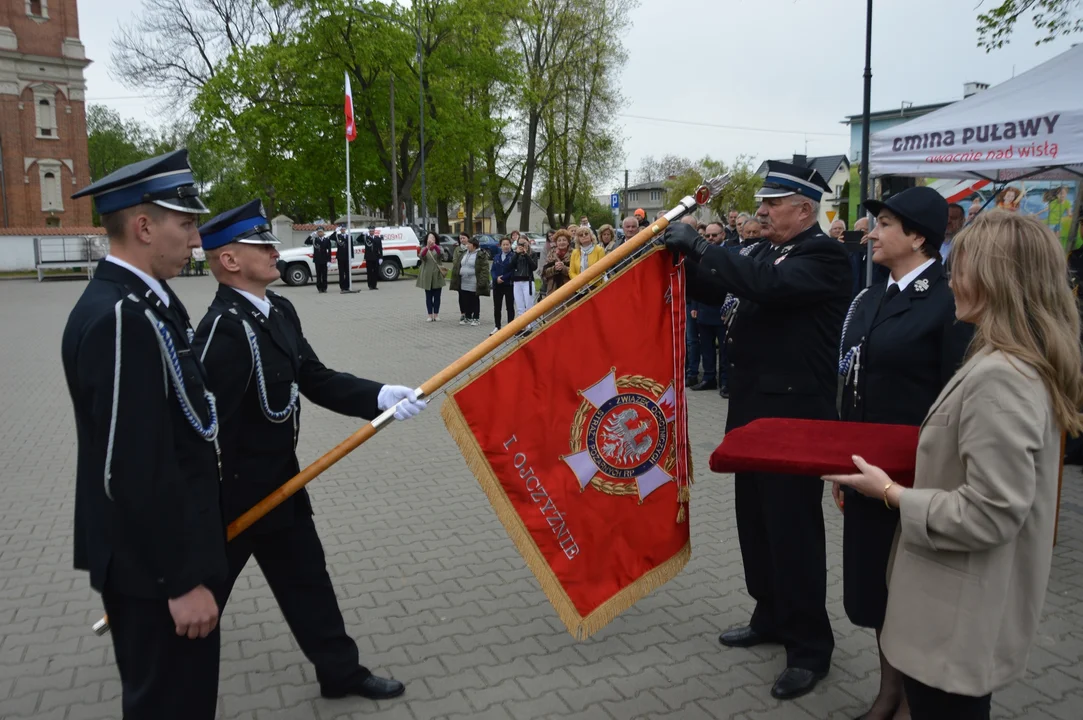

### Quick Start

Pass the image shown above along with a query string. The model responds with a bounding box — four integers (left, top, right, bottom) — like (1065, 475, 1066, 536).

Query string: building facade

(0, 0, 92, 228)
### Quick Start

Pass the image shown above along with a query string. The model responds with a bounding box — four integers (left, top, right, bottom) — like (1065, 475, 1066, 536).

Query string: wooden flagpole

(224, 177, 727, 541)
(91, 176, 728, 634)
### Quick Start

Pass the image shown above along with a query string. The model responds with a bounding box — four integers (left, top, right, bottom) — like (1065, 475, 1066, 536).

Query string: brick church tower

(0, 0, 93, 228)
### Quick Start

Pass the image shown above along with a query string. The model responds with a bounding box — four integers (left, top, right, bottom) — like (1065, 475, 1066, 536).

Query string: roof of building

(291, 223, 337, 231)
(0, 226, 106, 236)
(755, 155, 849, 183)
(625, 179, 668, 192)
(842, 102, 951, 125)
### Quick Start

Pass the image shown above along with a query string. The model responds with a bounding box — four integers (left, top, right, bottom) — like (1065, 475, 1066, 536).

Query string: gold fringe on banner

(441, 395, 692, 640)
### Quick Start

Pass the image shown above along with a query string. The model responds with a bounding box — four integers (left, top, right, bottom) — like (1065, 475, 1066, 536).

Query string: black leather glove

(662, 222, 711, 260)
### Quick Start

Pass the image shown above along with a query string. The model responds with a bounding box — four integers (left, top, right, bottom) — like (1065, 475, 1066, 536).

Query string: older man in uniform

(193, 200, 425, 701)
(665, 161, 850, 700)
(62, 150, 226, 718)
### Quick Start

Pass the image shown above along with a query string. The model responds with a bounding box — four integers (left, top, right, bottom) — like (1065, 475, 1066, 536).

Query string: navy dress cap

(864, 186, 948, 245)
(199, 199, 281, 250)
(72, 149, 209, 216)
(754, 160, 833, 202)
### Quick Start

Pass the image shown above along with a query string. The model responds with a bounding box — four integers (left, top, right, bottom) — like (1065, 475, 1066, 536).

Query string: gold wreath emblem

(568, 374, 677, 499)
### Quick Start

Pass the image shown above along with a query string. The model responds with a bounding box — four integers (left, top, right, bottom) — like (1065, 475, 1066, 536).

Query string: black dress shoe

(691, 380, 718, 391)
(718, 625, 776, 648)
(770, 667, 827, 700)
(719, 386, 729, 398)
(321, 673, 405, 700)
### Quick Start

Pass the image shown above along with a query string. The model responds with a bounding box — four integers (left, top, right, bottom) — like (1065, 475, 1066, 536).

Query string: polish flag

(344, 72, 357, 142)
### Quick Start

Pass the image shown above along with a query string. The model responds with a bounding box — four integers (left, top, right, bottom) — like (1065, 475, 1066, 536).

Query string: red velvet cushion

(708, 418, 920, 488)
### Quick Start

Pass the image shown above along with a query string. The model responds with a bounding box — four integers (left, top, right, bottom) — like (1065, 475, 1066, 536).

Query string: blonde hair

(574, 226, 596, 244)
(951, 211, 1083, 434)
(597, 224, 615, 244)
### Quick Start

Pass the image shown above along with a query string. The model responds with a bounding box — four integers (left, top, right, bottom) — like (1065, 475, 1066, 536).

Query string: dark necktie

(874, 283, 900, 321)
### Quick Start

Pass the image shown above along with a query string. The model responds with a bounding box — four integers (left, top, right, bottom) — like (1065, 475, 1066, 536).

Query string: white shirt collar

(104, 255, 170, 307)
(890, 258, 936, 292)
(234, 288, 272, 317)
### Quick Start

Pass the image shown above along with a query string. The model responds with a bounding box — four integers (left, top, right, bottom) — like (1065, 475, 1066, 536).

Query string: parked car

(276, 226, 421, 286)
(438, 234, 459, 262)
(523, 232, 547, 258)
(473, 233, 502, 258)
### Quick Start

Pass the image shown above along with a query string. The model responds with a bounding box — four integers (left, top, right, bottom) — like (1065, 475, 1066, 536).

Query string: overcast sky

(78, 0, 1076, 186)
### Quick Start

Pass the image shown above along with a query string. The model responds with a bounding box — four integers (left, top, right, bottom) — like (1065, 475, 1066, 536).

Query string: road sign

(457, 209, 465, 220)
(610, 193, 620, 210)
(826, 210, 837, 223)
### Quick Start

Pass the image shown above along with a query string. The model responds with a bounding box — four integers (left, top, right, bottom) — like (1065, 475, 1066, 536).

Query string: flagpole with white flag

(345, 72, 357, 291)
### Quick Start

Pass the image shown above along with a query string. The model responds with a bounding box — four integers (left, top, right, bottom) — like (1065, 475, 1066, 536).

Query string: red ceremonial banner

(441, 248, 692, 639)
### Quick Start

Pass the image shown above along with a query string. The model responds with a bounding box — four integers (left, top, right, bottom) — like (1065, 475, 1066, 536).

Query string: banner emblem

(564, 371, 677, 502)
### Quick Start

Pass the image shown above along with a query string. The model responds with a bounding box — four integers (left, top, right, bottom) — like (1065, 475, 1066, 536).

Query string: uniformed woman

(835, 186, 973, 719)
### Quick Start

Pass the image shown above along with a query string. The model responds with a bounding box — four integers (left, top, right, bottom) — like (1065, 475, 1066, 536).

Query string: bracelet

(883, 481, 895, 509)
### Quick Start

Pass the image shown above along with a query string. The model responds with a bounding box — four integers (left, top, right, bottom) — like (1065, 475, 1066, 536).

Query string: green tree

(86, 105, 163, 224)
(664, 155, 761, 220)
(86, 105, 157, 181)
(538, 0, 629, 229)
(976, 0, 1083, 50)
(635, 154, 693, 184)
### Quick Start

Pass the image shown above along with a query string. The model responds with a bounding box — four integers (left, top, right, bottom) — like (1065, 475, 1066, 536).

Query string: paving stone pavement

(1, 273, 1082, 720)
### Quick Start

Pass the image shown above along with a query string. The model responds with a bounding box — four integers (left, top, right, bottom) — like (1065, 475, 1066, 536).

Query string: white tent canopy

(869, 43, 1083, 181)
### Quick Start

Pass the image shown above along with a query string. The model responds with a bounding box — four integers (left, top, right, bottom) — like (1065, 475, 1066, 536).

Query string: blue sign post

(610, 193, 620, 210)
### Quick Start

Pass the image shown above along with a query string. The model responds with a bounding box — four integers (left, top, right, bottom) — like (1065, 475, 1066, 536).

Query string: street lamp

(353, 3, 427, 232)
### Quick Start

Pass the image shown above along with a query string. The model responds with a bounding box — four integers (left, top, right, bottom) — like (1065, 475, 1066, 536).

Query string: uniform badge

(914, 279, 930, 293)
(562, 370, 678, 504)
(774, 244, 795, 265)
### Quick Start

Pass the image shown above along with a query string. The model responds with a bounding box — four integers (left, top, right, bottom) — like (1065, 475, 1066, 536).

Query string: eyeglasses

(704, 232, 721, 238)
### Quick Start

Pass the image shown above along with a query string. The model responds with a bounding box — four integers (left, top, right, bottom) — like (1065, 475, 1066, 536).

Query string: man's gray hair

(737, 212, 751, 221)
(791, 196, 820, 218)
(742, 216, 762, 226)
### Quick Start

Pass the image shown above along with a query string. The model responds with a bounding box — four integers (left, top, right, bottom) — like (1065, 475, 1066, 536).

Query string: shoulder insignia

(229, 307, 239, 315)
(914, 278, 930, 293)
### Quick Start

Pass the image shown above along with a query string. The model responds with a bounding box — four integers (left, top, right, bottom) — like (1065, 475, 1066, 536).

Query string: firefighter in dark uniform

(62, 149, 226, 719)
(335, 226, 355, 293)
(312, 228, 333, 293)
(364, 229, 383, 290)
(664, 161, 851, 701)
(193, 200, 425, 701)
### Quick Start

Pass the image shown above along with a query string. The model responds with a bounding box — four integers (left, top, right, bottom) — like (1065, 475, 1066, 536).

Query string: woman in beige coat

(825, 211, 1083, 720)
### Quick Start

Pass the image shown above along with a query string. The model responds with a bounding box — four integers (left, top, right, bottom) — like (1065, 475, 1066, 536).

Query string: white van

(277, 226, 421, 286)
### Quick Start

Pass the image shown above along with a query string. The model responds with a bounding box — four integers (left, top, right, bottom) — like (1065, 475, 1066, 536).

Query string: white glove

(379, 259, 383, 265)
(377, 385, 426, 421)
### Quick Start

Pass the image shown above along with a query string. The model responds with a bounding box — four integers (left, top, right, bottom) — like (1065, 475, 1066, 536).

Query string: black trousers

(492, 283, 514, 328)
(459, 290, 480, 320)
(217, 516, 368, 689)
(102, 590, 220, 719)
(903, 675, 992, 720)
(697, 323, 724, 384)
(735, 470, 834, 672)
(338, 259, 351, 291)
(366, 259, 379, 289)
(315, 262, 329, 292)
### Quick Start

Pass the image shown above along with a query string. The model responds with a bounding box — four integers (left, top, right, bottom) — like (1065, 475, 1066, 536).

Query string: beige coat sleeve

(899, 361, 1048, 552)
